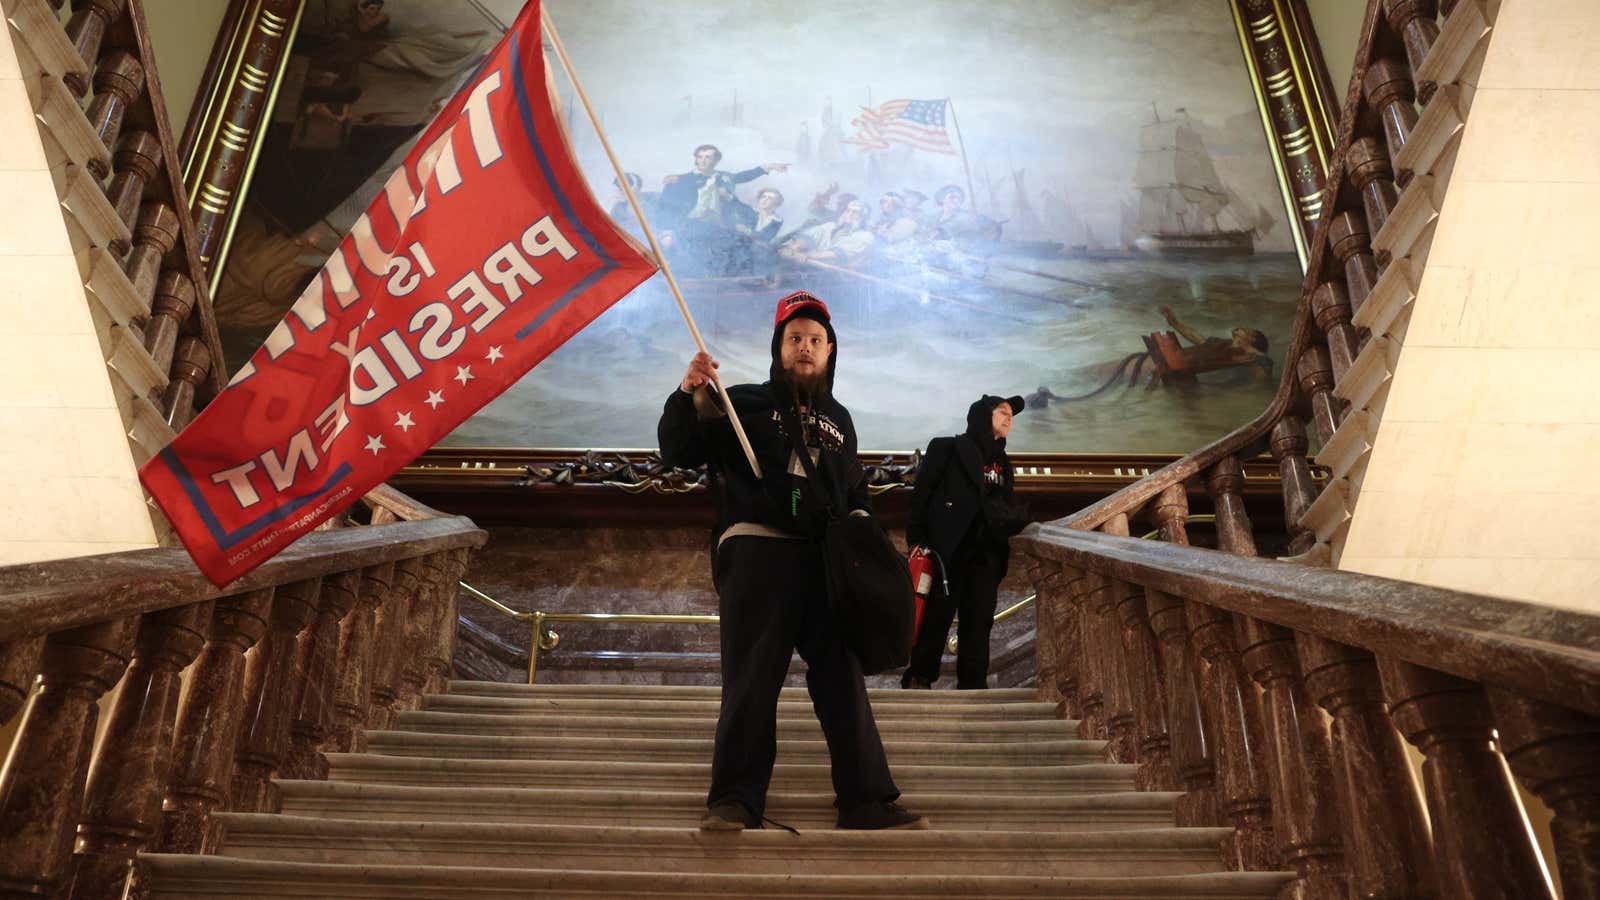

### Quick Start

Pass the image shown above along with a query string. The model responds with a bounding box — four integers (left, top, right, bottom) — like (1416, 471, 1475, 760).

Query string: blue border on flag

(157, 447, 354, 550)
(507, 29, 618, 340)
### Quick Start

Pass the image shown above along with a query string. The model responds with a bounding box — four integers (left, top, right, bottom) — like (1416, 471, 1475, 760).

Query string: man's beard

(773, 360, 830, 405)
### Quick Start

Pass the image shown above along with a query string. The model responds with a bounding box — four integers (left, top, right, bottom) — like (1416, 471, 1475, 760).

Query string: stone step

(422, 692, 1060, 720)
(143, 855, 1293, 898)
(448, 680, 1039, 704)
(211, 814, 1235, 877)
(363, 730, 1108, 765)
(393, 709, 1076, 742)
(324, 754, 1138, 795)
(273, 781, 1180, 831)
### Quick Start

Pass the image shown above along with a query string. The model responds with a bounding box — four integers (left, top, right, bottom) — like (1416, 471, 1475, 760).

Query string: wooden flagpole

(945, 96, 979, 215)
(539, 4, 763, 478)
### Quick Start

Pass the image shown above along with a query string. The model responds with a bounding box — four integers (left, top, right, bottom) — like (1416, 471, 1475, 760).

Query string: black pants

(903, 538, 1006, 689)
(707, 537, 899, 818)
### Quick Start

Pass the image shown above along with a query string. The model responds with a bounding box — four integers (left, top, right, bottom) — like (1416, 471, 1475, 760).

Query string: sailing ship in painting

(1128, 108, 1277, 258)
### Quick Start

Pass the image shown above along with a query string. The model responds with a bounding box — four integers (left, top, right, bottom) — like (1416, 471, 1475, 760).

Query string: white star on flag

(364, 434, 386, 456)
(485, 345, 504, 364)
(454, 365, 475, 386)
(424, 390, 445, 410)
(394, 411, 416, 432)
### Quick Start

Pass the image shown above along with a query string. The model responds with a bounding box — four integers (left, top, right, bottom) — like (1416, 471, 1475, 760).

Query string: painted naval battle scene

(213, 0, 1301, 453)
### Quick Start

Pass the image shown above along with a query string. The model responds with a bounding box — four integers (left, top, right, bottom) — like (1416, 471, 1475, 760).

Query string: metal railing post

(527, 611, 545, 685)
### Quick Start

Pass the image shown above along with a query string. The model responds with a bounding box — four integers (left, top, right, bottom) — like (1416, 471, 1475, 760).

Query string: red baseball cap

(773, 290, 831, 330)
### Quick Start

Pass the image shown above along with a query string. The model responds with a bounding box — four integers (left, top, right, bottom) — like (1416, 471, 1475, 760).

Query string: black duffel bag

(779, 406, 914, 675)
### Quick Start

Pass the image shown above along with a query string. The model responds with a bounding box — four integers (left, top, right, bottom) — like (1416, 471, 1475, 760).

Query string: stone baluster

(1103, 512, 1174, 790)
(442, 550, 473, 685)
(1381, 662, 1555, 899)
(1064, 567, 1105, 739)
(1236, 618, 1349, 899)
(1348, 137, 1401, 239)
(422, 552, 461, 694)
(1036, 565, 1064, 708)
(1146, 586, 1219, 827)
(84, 52, 145, 172)
(1035, 564, 1082, 719)
(65, 603, 211, 900)
(393, 558, 433, 712)
(1383, 0, 1442, 101)
(106, 130, 162, 239)
(1364, 59, 1422, 177)
(230, 579, 321, 814)
(1115, 576, 1175, 791)
(1487, 691, 1600, 900)
(366, 561, 418, 730)
(0, 618, 138, 897)
(162, 337, 210, 427)
(1328, 211, 1379, 314)
(1311, 282, 1360, 385)
(144, 272, 196, 375)
(1189, 459, 1278, 870)
(1210, 457, 1347, 894)
(62, 0, 127, 97)
(0, 636, 44, 726)
(322, 562, 392, 754)
(1270, 417, 1320, 556)
(1088, 566, 1136, 762)
(158, 588, 274, 855)
(124, 202, 181, 312)
(1145, 485, 1219, 826)
(1025, 556, 1062, 707)
(284, 571, 361, 781)
(1187, 599, 1277, 870)
(1298, 636, 1437, 898)
(1206, 458, 1255, 558)
(1297, 345, 1343, 443)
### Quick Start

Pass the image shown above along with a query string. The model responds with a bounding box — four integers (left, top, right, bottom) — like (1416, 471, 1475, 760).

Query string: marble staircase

(143, 681, 1293, 898)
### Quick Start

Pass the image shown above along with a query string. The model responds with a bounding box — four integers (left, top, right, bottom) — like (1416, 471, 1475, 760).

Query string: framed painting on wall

(206, 0, 1332, 455)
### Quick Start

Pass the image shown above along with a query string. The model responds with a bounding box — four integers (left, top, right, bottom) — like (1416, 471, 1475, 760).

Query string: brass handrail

(459, 581, 1038, 684)
(946, 593, 1037, 654)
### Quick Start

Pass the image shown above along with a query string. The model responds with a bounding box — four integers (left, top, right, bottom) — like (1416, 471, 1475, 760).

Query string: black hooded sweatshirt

(906, 396, 1022, 565)
(657, 321, 871, 542)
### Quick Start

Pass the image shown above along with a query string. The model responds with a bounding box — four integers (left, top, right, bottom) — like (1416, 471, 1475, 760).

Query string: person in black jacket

(903, 394, 1029, 689)
(658, 290, 925, 832)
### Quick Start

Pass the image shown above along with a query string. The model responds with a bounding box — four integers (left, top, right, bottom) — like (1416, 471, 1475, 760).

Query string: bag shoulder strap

(775, 395, 837, 520)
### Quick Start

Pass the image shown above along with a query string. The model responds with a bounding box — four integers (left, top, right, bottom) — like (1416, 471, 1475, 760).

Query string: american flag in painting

(843, 98, 957, 155)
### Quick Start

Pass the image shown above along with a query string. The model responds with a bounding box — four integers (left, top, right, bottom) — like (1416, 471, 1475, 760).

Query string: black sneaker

(837, 800, 929, 830)
(699, 802, 760, 831)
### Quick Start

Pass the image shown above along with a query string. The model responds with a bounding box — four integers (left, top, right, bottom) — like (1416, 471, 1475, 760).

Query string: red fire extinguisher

(907, 546, 946, 639)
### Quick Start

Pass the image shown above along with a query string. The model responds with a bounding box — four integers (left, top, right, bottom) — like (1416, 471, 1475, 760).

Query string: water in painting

(213, 0, 1302, 452)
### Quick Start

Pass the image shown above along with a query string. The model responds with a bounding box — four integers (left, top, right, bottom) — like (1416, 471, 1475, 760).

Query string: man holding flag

(141, 1, 656, 586)
(660, 291, 927, 832)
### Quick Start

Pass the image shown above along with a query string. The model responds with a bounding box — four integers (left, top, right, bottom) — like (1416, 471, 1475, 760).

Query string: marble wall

(0, 22, 160, 566)
(140, 0, 230, 135)
(1304, 0, 1366, 102)
(462, 525, 1037, 688)
(1339, 0, 1600, 615)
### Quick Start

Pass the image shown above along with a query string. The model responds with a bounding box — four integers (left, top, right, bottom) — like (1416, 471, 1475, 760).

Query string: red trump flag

(141, 1, 656, 586)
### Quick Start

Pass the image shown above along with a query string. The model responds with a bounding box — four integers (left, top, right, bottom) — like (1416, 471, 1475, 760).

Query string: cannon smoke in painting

(212, 0, 1303, 452)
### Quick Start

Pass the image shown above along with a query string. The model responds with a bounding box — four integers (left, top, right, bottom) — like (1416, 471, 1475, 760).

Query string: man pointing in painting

(658, 144, 788, 276)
